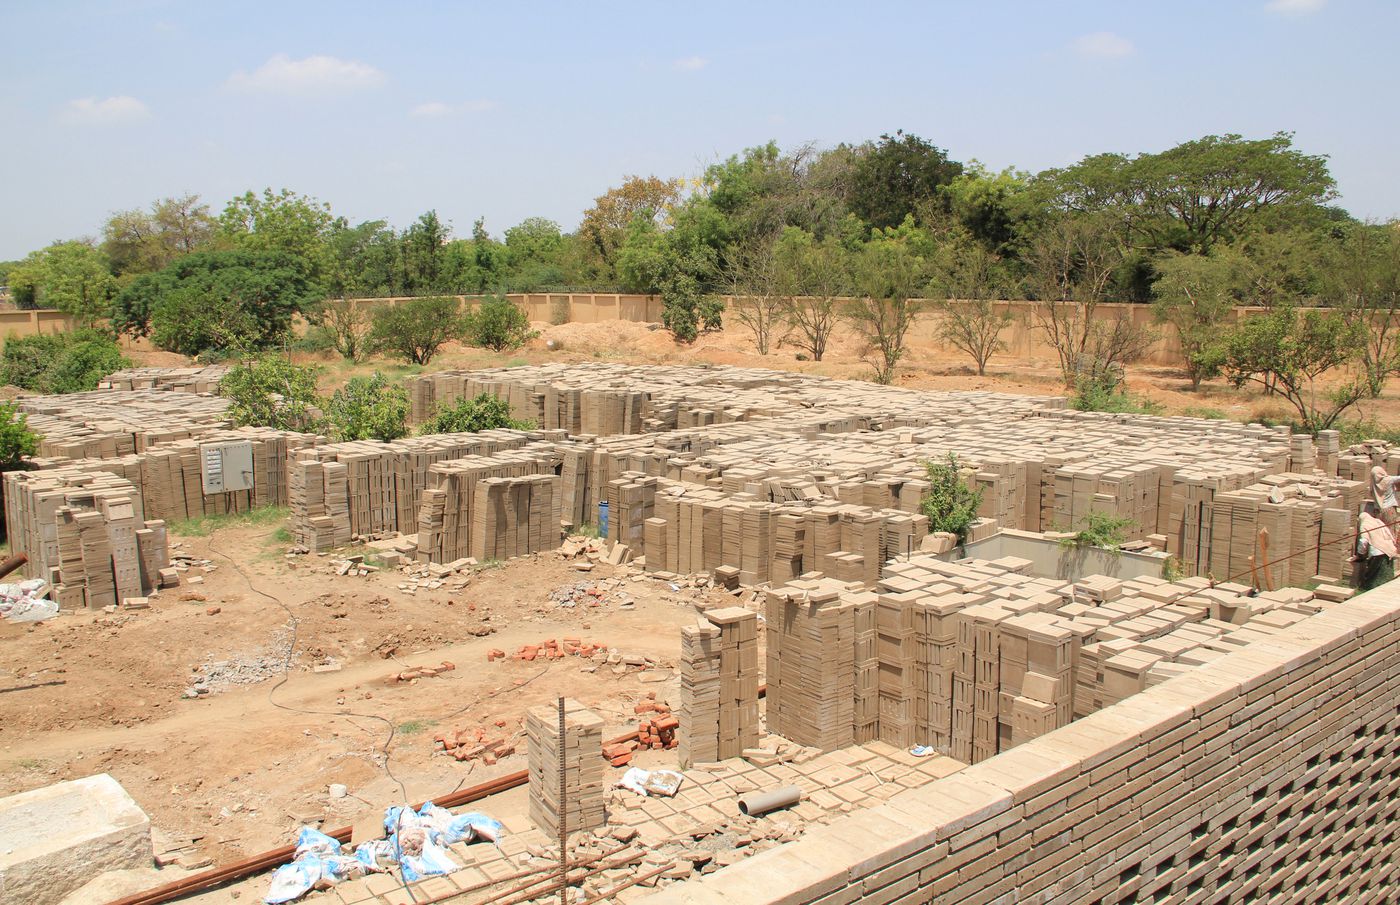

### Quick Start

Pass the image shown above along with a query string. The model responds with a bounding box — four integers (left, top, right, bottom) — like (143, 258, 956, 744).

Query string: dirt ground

(0, 519, 737, 870)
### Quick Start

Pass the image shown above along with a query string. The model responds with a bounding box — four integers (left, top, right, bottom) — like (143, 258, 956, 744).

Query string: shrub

(325, 372, 409, 441)
(1071, 373, 1164, 415)
(219, 356, 324, 431)
(0, 330, 129, 394)
(1060, 512, 1135, 553)
(463, 295, 537, 352)
(369, 296, 462, 365)
(0, 402, 39, 468)
(419, 393, 533, 435)
(918, 453, 984, 544)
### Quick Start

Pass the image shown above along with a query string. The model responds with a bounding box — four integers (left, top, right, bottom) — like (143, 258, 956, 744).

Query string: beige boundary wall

(644, 579, 1400, 905)
(0, 308, 76, 342)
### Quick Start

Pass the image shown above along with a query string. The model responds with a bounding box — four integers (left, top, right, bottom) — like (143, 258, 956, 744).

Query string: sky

(1, 0, 1395, 260)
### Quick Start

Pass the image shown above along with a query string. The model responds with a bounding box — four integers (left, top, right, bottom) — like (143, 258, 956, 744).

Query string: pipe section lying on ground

(737, 785, 802, 817)
(0, 552, 29, 581)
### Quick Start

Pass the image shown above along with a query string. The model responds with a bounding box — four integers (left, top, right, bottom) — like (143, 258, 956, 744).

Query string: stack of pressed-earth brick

(678, 608, 758, 766)
(525, 698, 606, 839)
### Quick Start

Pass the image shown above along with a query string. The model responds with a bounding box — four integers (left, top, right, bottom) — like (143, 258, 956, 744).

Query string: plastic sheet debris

(615, 767, 685, 798)
(0, 580, 57, 623)
(265, 803, 505, 903)
(910, 745, 935, 758)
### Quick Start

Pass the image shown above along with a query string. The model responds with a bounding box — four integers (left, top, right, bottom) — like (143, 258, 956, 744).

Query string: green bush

(369, 296, 462, 365)
(0, 402, 39, 468)
(219, 356, 324, 431)
(1071, 373, 1164, 415)
(419, 393, 533, 435)
(292, 324, 338, 355)
(0, 331, 129, 394)
(1060, 512, 1136, 553)
(463, 295, 537, 352)
(325, 372, 409, 441)
(918, 453, 984, 544)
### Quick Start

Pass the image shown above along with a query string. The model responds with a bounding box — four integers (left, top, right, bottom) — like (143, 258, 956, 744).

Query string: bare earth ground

(4, 316, 1399, 901)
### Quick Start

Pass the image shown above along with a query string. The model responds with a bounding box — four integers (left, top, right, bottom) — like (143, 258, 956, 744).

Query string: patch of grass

(1161, 555, 1185, 582)
(169, 505, 290, 538)
(502, 358, 529, 368)
(397, 719, 433, 735)
(13, 757, 43, 770)
(572, 523, 602, 539)
(1335, 417, 1400, 447)
(270, 525, 293, 544)
(1179, 406, 1228, 420)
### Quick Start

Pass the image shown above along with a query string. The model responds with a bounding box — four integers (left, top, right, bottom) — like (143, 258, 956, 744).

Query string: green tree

(419, 393, 533, 435)
(325, 372, 409, 441)
(503, 217, 567, 291)
(919, 454, 984, 544)
(6, 241, 117, 324)
(849, 131, 964, 231)
(1220, 305, 1368, 434)
(325, 219, 400, 298)
(0, 334, 69, 390)
(845, 223, 930, 384)
(616, 214, 722, 343)
(112, 250, 320, 355)
(400, 210, 450, 293)
(1038, 132, 1336, 254)
(219, 188, 338, 278)
(369, 296, 463, 365)
(463, 295, 537, 352)
(1151, 251, 1242, 390)
(219, 356, 323, 432)
(775, 228, 850, 362)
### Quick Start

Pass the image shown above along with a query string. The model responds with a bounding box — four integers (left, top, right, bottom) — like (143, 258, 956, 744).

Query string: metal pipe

(0, 552, 28, 581)
(737, 785, 803, 817)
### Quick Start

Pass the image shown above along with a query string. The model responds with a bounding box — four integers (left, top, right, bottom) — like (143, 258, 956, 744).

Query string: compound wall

(645, 578, 1400, 905)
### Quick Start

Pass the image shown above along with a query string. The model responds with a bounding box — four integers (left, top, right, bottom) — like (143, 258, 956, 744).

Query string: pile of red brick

(486, 638, 605, 662)
(604, 697, 679, 766)
(434, 722, 517, 764)
(384, 660, 456, 685)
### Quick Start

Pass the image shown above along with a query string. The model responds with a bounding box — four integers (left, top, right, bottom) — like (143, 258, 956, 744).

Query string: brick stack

(678, 620, 722, 767)
(467, 474, 560, 562)
(525, 698, 605, 839)
(678, 608, 758, 766)
(763, 578, 862, 750)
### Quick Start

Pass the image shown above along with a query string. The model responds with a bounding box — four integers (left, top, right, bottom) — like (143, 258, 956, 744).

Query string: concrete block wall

(642, 578, 1400, 905)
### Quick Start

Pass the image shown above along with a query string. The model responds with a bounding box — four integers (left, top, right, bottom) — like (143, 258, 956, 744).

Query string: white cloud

(409, 99, 496, 117)
(226, 53, 384, 95)
(673, 55, 708, 71)
(60, 95, 151, 125)
(1266, 0, 1326, 14)
(1072, 31, 1135, 59)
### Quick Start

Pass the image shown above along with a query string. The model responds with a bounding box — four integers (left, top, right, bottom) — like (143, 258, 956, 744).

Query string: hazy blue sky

(1, 0, 1394, 259)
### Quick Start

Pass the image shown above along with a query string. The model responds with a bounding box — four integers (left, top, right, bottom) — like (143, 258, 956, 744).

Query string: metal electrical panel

(200, 440, 255, 494)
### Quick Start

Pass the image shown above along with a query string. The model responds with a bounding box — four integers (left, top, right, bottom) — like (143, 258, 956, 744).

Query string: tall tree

(580, 175, 683, 273)
(775, 228, 850, 362)
(400, 210, 450, 293)
(102, 194, 216, 276)
(1038, 132, 1336, 254)
(6, 240, 117, 324)
(849, 131, 963, 231)
(219, 188, 338, 278)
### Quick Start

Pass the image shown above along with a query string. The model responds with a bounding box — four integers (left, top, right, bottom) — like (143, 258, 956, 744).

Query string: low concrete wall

(961, 528, 1169, 582)
(645, 578, 1400, 904)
